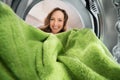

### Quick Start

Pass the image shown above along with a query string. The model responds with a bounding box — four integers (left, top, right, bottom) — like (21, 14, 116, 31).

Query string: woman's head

(44, 7, 68, 34)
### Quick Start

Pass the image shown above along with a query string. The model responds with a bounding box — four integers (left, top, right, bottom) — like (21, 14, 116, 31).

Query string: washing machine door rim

(2, 0, 105, 47)
(22, 0, 103, 38)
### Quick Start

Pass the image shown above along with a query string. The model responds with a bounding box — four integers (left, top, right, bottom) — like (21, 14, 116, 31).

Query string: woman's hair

(40, 7, 68, 33)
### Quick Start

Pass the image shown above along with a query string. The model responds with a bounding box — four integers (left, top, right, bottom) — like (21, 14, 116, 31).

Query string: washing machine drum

(2, 0, 118, 52)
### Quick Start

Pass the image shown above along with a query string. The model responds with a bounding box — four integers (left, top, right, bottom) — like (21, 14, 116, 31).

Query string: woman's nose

(54, 21, 58, 26)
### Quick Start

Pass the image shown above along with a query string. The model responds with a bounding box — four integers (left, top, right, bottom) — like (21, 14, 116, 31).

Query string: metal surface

(99, 0, 118, 53)
(112, 0, 120, 62)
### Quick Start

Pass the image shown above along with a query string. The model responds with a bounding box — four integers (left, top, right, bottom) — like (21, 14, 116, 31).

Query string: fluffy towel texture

(0, 2, 120, 80)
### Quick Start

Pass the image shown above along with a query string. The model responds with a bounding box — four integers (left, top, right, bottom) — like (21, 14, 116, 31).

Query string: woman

(39, 7, 68, 34)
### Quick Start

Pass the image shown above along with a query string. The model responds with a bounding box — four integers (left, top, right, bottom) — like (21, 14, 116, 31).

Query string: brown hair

(40, 7, 68, 33)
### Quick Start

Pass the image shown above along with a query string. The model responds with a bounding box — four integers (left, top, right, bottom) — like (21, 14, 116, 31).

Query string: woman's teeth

(53, 26, 59, 29)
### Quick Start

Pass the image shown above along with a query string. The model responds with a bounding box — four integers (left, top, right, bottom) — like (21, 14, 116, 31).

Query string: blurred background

(25, 0, 83, 30)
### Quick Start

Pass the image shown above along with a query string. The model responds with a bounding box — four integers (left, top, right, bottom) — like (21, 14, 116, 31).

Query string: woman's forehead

(51, 11, 64, 18)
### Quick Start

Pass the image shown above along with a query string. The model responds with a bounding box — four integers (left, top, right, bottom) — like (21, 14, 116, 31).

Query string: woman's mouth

(52, 26, 59, 29)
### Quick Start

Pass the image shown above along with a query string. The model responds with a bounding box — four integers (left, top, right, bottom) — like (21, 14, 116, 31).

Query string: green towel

(0, 2, 120, 80)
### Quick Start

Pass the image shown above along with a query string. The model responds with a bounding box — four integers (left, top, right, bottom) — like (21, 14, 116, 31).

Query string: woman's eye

(58, 19, 62, 22)
(59, 20, 62, 21)
(50, 18, 54, 21)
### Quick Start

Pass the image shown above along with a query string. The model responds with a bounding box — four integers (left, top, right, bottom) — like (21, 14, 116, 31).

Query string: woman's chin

(52, 30, 60, 34)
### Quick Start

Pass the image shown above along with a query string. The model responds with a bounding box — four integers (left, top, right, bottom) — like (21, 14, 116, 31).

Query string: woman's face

(50, 10, 64, 34)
